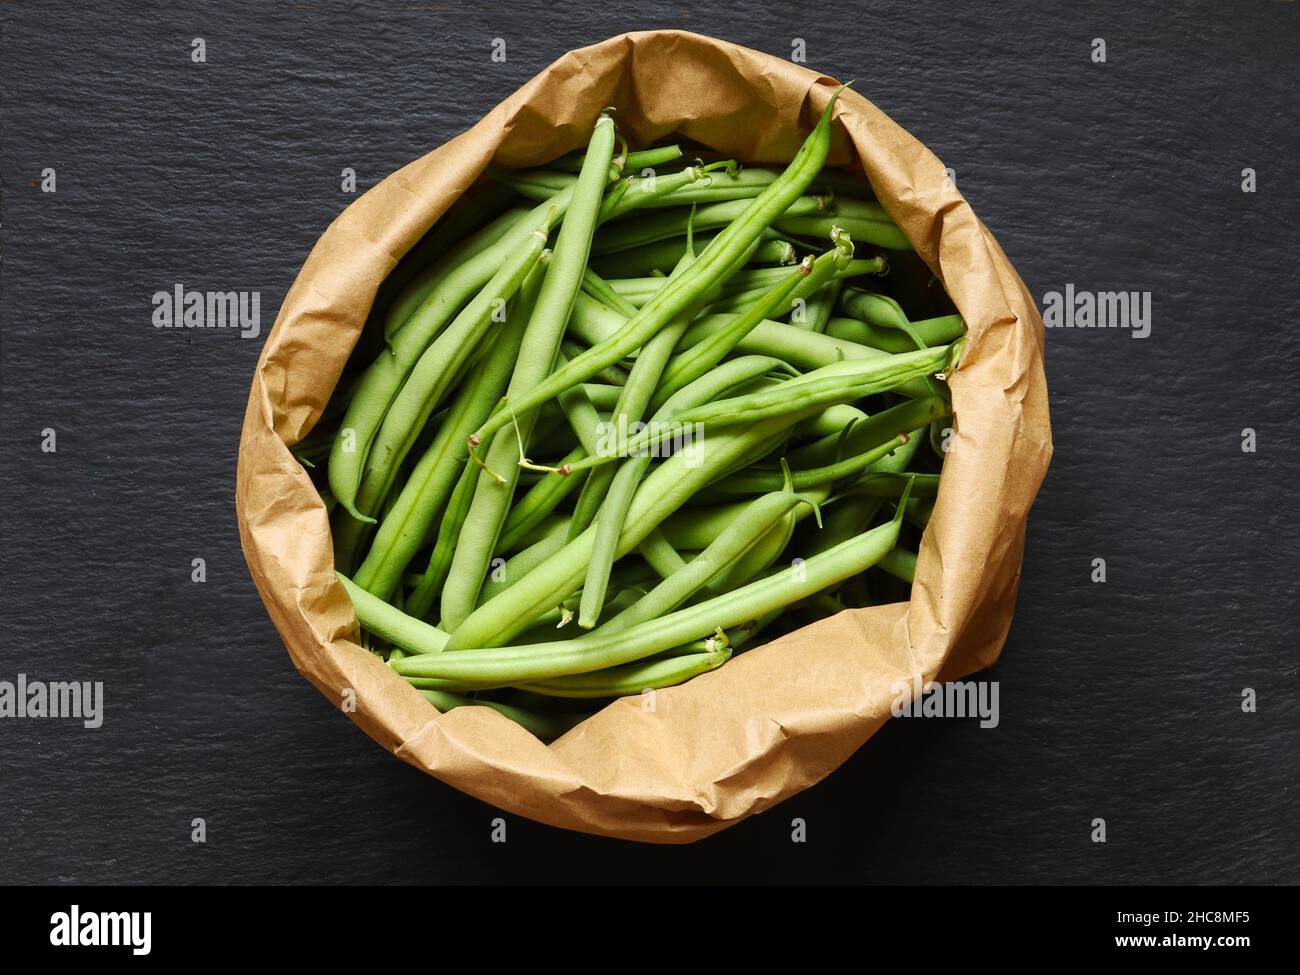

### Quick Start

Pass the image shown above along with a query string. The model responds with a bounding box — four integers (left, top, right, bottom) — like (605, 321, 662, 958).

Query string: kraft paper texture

(236, 30, 1052, 843)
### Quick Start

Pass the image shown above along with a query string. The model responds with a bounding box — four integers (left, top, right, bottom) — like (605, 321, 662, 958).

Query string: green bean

(579, 383, 623, 411)
(701, 254, 885, 315)
(559, 339, 629, 386)
(492, 168, 580, 200)
(842, 471, 941, 497)
(809, 167, 881, 199)
(447, 402, 822, 651)
(518, 588, 647, 647)
(576, 230, 705, 625)
(637, 164, 883, 206)
(565, 240, 703, 550)
(440, 113, 618, 630)
(638, 165, 779, 207)
(328, 185, 576, 523)
(648, 241, 851, 414)
(467, 88, 848, 454)
(405, 454, 479, 620)
(504, 512, 573, 557)
(777, 198, 911, 250)
(805, 495, 884, 561)
(580, 267, 640, 318)
(505, 161, 728, 221)
(497, 446, 587, 551)
(710, 487, 819, 591)
(676, 344, 955, 428)
(678, 312, 884, 365)
(396, 480, 912, 679)
(338, 572, 450, 655)
(477, 519, 570, 607)
(845, 287, 940, 356)
(554, 351, 606, 456)
(591, 233, 793, 278)
(603, 488, 817, 634)
(591, 194, 830, 256)
(565, 355, 793, 475)
(417, 689, 588, 742)
(832, 291, 956, 402)
(563, 300, 924, 404)
(783, 395, 950, 470)
(515, 649, 730, 698)
(550, 144, 683, 173)
(838, 287, 909, 329)
(789, 403, 870, 443)
(334, 132, 662, 524)
(575, 456, 641, 623)
(384, 203, 531, 344)
(636, 527, 688, 579)
(801, 424, 926, 560)
(792, 278, 843, 333)
(327, 93, 967, 704)
(671, 254, 881, 304)
(658, 497, 755, 550)
(877, 548, 917, 583)
(348, 252, 547, 594)
(720, 433, 913, 494)
(355, 215, 550, 520)
(828, 311, 966, 354)
(605, 258, 870, 308)
(563, 289, 640, 346)
(564, 463, 613, 540)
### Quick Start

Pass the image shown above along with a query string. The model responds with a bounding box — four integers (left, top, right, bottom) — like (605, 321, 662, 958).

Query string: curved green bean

(877, 548, 917, 583)
(417, 689, 588, 742)
(338, 572, 449, 655)
(777, 198, 910, 250)
(828, 310, 966, 354)
(550, 144, 683, 174)
(591, 194, 829, 256)
(591, 233, 794, 278)
(447, 403, 823, 651)
(603, 488, 817, 634)
(395, 481, 911, 680)
(515, 649, 730, 698)
(674, 344, 954, 427)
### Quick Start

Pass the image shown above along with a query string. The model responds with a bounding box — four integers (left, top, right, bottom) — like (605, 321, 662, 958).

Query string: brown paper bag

(236, 30, 1052, 843)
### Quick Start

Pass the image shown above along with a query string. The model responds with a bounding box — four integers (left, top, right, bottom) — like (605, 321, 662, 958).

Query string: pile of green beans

(306, 88, 965, 741)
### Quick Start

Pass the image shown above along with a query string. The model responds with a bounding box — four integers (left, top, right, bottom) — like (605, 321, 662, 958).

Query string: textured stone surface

(1, 1, 1296, 883)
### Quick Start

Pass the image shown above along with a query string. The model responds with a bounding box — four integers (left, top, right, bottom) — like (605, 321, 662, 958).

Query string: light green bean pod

(439, 114, 619, 630)
(395, 481, 912, 681)
(349, 254, 547, 597)
(417, 689, 588, 742)
(356, 218, 550, 522)
(516, 650, 730, 698)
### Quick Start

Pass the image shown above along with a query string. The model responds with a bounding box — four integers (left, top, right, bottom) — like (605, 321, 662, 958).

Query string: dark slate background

(2, 1, 1296, 885)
